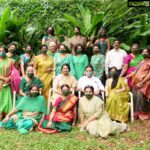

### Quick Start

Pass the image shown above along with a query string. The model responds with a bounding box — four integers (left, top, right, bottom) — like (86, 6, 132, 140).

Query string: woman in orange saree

(38, 84, 78, 133)
(132, 48, 150, 120)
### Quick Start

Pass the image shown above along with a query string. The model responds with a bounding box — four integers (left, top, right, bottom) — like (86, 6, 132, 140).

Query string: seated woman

(52, 64, 77, 104)
(38, 84, 78, 134)
(0, 85, 47, 134)
(17, 66, 43, 104)
(79, 86, 127, 138)
(132, 48, 150, 120)
(105, 67, 129, 123)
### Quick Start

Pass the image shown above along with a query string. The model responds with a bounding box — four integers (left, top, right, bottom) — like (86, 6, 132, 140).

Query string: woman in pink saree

(121, 44, 143, 88)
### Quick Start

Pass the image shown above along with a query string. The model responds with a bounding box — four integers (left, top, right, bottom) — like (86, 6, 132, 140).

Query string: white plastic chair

(129, 92, 134, 122)
(13, 91, 17, 109)
(47, 88, 53, 114)
(78, 90, 134, 122)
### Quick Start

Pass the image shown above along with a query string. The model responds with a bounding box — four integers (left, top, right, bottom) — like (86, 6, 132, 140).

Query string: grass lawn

(0, 120, 150, 150)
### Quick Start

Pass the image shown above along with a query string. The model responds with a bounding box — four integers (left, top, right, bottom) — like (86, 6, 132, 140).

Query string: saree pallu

(106, 77, 129, 122)
(132, 60, 150, 120)
(38, 95, 78, 134)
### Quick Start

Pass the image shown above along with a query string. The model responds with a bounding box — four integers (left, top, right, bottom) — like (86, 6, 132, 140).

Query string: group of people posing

(0, 26, 149, 138)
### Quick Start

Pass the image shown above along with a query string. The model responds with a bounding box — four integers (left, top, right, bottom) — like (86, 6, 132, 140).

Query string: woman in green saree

(0, 46, 13, 121)
(106, 67, 129, 123)
(0, 85, 47, 134)
(38, 84, 78, 134)
(17, 66, 43, 104)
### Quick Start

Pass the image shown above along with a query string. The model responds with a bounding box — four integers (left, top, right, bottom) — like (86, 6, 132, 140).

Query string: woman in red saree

(132, 48, 150, 120)
(38, 84, 78, 133)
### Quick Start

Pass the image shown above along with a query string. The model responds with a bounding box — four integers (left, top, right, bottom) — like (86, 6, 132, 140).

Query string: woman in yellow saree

(105, 67, 129, 122)
(38, 84, 78, 134)
(34, 45, 54, 103)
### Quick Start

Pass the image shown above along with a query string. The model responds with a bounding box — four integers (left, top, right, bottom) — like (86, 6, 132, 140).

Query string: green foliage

(0, 0, 149, 51)
(0, 7, 11, 42)
(64, 4, 105, 36)
(0, 124, 150, 150)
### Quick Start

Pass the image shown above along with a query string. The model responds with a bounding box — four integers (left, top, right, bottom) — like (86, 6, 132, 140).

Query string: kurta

(73, 54, 89, 80)
(97, 40, 108, 55)
(90, 54, 105, 80)
(79, 96, 127, 138)
(54, 53, 75, 76)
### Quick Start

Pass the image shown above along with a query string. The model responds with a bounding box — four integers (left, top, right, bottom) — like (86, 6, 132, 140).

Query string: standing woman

(20, 45, 34, 76)
(6, 43, 20, 69)
(132, 48, 150, 120)
(95, 29, 110, 55)
(34, 45, 54, 103)
(54, 44, 75, 76)
(0, 46, 13, 120)
(42, 26, 59, 46)
(120, 43, 143, 88)
(73, 44, 89, 80)
(68, 27, 86, 54)
(90, 44, 105, 81)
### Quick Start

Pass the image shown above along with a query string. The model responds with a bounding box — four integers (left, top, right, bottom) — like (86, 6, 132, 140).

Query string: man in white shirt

(78, 65, 104, 95)
(105, 40, 127, 78)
